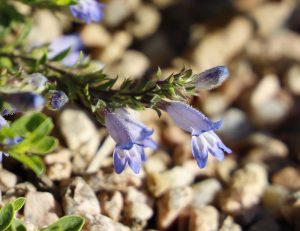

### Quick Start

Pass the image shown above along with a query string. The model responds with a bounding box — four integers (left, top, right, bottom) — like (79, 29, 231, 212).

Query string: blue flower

(46, 90, 69, 110)
(70, 0, 105, 24)
(194, 66, 229, 90)
(160, 101, 231, 168)
(3, 92, 45, 113)
(48, 35, 84, 67)
(104, 109, 156, 174)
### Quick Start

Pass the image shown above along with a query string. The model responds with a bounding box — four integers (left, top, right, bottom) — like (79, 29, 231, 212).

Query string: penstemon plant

(0, 0, 231, 176)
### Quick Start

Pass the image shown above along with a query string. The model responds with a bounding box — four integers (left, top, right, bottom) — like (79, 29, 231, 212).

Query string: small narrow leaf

(11, 198, 25, 212)
(50, 48, 71, 62)
(40, 215, 84, 231)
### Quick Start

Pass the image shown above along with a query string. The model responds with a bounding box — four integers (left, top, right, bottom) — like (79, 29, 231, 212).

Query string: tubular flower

(70, 0, 105, 24)
(3, 92, 45, 113)
(193, 66, 229, 90)
(104, 109, 156, 174)
(160, 101, 231, 168)
(48, 34, 84, 67)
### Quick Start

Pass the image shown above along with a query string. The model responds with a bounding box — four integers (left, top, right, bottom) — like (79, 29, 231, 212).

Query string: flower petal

(191, 135, 209, 168)
(104, 111, 133, 146)
(127, 145, 142, 173)
(139, 137, 157, 149)
(113, 148, 127, 174)
(115, 108, 154, 141)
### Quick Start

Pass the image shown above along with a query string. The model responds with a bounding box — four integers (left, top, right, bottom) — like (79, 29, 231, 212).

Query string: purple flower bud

(70, 0, 105, 24)
(104, 109, 156, 174)
(46, 90, 69, 110)
(194, 66, 229, 90)
(27, 73, 48, 88)
(160, 100, 231, 168)
(3, 92, 45, 112)
(48, 34, 84, 67)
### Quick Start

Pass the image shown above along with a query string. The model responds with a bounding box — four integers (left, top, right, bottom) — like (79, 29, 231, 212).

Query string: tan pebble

(189, 206, 219, 231)
(272, 167, 300, 190)
(81, 24, 111, 48)
(157, 186, 193, 229)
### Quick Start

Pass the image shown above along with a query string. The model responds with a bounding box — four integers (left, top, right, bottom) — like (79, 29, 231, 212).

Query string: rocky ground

(2, 0, 300, 230)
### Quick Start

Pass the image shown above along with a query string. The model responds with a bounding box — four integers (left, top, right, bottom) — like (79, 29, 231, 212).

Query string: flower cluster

(103, 66, 231, 173)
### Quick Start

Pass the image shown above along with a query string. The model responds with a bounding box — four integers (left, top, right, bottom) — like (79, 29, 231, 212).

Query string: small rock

(99, 31, 133, 64)
(81, 24, 111, 48)
(106, 50, 150, 79)
(218, 108, 252, 142)
(249, 74, 293, 127)
(249, 0, 295, 36)
(124, 187, 153, 225)
(58, 107, 101, 172)
(85, 214, 130, 231)
(45, 149, 72, 181)
(3, 183, 36, 203)
(173, 140, 192, 165)
(272, 167, 300, 190)
(219, 216, 242, 231)
(99, 191, 123, 221)
(202, 93, 230, 117)
(219, 164, 268, 218)
(285, 65, 300, 95)
(191, 178, 222, 208)
(192, 16, 253, 69)
(144, 150, 171, 173)
(161, 115, 190, 146)
(62, 177, 101, 216)
(157, 186, 193, 229)
(262, 185, 289, 216)
(104, 0, 140, 27)
(147, 166, 195, 197)
(126, 4, 161, 39)
(24, 191, 61, 228)
(0, 169, 17, 191)
(86, 169, 143, 193)
(216, 158, 238, 183)
(189, 206, 219, 231)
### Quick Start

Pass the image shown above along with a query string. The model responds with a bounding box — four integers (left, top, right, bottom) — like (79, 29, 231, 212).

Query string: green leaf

(7, 219, 27, 231)
(8, 113, 49, 137)
(9, 152, 45, 176)
(50, 48, 71, 62)
(52, 0, 78, 5)
(0, 203, 14, 231)
(11, 198, 25, 212)
(40, 215, 85, 231)
(28, 136, 58, 154)
(10, 115, 53, 153)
